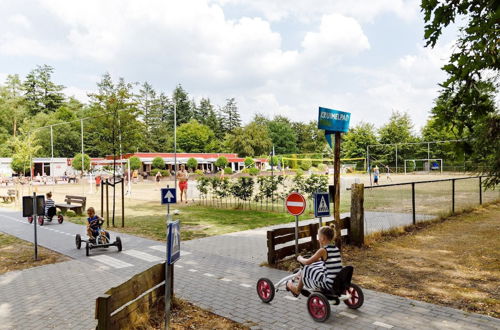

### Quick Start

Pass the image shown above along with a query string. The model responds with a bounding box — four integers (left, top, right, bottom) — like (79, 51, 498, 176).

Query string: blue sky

(0, 0, 458, 131)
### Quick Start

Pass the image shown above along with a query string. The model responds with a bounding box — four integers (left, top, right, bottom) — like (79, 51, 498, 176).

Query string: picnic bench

(56, 195, 87, 215)
(0, 189, 17, 203)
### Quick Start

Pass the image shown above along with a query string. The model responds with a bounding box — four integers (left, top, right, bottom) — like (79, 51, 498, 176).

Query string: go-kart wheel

(38, 216, 44, 226)
(307, 292, 330, 322)
(116, 236, 122, 252)
(75, 234, 81, 249)
(85, 242, 90, 256)
(343, 283, 364, 309)
(256, 278, 275, 303)
(57, 215, 64, 224)
(28, 216, 33, 224)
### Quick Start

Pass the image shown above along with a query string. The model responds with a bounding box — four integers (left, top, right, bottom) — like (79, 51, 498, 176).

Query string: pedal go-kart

(27, 207, 63, 226)
(75, 219, 122, 256)
(256, 265, 363, 322)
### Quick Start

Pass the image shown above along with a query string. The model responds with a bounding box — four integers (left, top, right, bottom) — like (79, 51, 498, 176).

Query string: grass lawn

(342, 202, 500, 318)
(67, 202, 311, 241)
(0, 232, 68, 274)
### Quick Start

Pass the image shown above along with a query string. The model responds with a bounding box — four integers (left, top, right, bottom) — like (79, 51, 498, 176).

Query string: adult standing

(385, 165, 392, 182)
(177, 165, 189, 203)
(155, 170, 162, 187)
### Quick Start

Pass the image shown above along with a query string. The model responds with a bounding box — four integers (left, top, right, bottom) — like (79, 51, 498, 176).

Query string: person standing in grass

(373, 166, 379, 185)
(177, 165, 189, 203)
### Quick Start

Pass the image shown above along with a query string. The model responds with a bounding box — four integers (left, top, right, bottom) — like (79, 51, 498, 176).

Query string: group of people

(154, 165, 189, 203)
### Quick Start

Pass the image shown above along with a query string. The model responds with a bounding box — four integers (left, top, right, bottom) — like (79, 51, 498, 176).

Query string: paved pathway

(1, 208, 499, 329)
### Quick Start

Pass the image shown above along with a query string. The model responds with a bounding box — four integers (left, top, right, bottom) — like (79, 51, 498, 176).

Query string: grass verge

(0, 232, 68, 275)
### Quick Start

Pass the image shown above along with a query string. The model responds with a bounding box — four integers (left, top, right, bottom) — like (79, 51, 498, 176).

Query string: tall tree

(422, 0, 499, 185)
(220, 97, 241, 133)
(293, 120, 326, 154)
(23, 65, 65, 115)
(170, 85, 192, 126)
(228, 120, 272, 157)
(84, 73, 146, 157)
(376, 111, 417, 165)
(176, 119, 215, 152)
(341, 122, 377, 159)
(267, 115, 297, 154)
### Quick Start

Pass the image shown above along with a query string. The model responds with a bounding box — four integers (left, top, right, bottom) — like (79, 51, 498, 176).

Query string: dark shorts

(374, 176, 378, 183)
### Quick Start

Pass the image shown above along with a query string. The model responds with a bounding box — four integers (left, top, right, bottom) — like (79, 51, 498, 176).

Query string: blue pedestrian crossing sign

(161, 188, 177, 204)
(167, 220, 181, 264)
(314, 192, 330, 217)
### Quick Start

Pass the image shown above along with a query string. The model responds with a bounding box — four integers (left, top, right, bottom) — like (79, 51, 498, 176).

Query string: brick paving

(1, 208, 499, 329)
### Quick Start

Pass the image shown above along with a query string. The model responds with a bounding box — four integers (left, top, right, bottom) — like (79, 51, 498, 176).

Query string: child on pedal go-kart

(86, 207, 108, 244)
(286, 225, 342, 297)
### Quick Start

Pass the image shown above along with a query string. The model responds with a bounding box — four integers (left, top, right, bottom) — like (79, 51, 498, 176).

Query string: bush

(248, 167, 260, 176)
(299, 159, 312, 171)
(152, 157, 165, 169)
(290, 154, 298, 169)
(215, 156, 228, 169)
(72, 153, 91, 172)
(317, 163, 328, 173)
(129, 156, 141, 171)
(295, 169, 304, 176)
(151, 168, 169, 177)
(195, 169, 204, 175)
(224, 167, 233, 174)
(268, 155, 279, 167)
(244, 157, 255, 168)
(66, 210, 76, 217)
(187, 157, 198, 171)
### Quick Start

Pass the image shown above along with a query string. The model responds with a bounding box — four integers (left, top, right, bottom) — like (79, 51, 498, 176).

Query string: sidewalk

(1, 208, 499, 329)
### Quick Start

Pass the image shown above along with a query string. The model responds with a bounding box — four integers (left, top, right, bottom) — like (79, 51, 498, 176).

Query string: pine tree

(170, 85, 192, 126)
(220, 98, 241, 133)
(23, 65, 64, 115)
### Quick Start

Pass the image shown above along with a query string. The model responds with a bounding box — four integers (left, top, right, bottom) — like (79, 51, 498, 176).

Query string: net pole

(81, 119, 84, 194)
(50, 125, 54, 159)
(427, 142, 430, 172)
(395, 144, 398, 174)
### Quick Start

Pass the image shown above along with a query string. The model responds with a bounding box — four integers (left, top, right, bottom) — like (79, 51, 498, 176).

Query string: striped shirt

(302, 244, 342, 291)
(45, 198, 55, 214)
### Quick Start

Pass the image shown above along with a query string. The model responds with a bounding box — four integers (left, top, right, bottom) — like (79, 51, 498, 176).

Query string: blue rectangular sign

(167, 220, 181, 264)
(314, 192, 331, 217)
(161, 188, 177, 204)
(318, 107, 351, 133)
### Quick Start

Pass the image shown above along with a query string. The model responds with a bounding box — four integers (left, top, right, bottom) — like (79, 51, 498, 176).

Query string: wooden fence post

(350, 183, 364, 247)
(267, 230, 275, 265)
(310, 223, 319, 249)
(96, 294, 111, 330)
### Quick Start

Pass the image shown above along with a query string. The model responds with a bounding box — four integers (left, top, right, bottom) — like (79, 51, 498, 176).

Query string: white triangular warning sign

(318, 196, 329, 213)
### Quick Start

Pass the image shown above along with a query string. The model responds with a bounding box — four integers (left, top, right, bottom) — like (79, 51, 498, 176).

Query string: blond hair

(319, 226, 334, 241)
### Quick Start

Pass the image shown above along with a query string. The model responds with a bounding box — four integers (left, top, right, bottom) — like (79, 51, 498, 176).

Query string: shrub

(72, 153, 91, 172)
(241, 168, 249, 174)
(224, 167, 233, 174)
(152, 157, 165, 169)
(215, 156, 228, 169)
(295, 169, 304, 176)
(317, 163, 328, 172)
(268, 155, 279, 167)
(290, 154, 298, 169)
(248, 167, 260, 176)
(161, 170, 170, 177)
(186, 157, 198, 171)
(299, 159, 312, 171)
(195, 169, 204, 175)
(244, 157, 255, 168)
(150, 168, 161, 176)
(66, 210, 76, 217)
(129, 156, 141, 171)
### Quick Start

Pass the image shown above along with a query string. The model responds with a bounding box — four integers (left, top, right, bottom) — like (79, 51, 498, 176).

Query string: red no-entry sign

(286, 192, 306, 216)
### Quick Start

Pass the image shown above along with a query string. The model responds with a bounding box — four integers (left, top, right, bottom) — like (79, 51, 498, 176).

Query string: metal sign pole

(294, 215, 299, 256)
(165, 185, 171, 329)
(32, 192, 38, 261)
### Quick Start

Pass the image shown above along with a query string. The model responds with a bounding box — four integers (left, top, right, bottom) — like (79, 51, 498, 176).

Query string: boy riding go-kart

(75, 207, 122, 256)
(256, 226, 364, 322)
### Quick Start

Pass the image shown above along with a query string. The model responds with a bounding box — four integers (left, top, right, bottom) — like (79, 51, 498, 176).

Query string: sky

(0, 0, 459, 132)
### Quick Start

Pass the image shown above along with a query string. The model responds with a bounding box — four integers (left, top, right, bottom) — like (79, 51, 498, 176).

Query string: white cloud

(211, 0, 420, 23)
(8, 14, 31, 29)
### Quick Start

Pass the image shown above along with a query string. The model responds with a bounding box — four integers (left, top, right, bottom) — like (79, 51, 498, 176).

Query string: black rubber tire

(38, 216, 44, 226)
(28, 216, 33, 224)
(256, 278, 275, 303)
(57, 215, 64, 224)
(85, 242, 90, 256)
(116, 236, 122, 252)
(307, 292, 331, 322)
(75, 234, 81, 249)
(343, 283, 364, 309)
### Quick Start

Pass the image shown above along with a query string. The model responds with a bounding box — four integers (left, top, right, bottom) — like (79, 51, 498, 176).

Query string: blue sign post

(318, 106, 350, 247)
(167, 220, 181, 264)
(318, 107, 350, 148)
(314, 192, 330, 218)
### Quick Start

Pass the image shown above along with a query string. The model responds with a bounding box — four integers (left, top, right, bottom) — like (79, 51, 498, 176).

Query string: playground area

(1, 172, 497, 242)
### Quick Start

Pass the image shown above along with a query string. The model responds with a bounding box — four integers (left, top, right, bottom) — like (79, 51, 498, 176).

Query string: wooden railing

(95, 262, 166, 329)
(266, 217, 351, 265)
